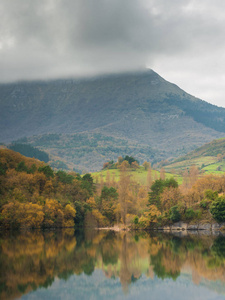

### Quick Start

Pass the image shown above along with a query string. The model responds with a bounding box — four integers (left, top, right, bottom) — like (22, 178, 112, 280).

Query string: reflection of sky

(21, 270, 225, 300)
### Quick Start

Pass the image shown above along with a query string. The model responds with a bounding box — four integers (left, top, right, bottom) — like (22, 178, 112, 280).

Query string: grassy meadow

(92, 166, 183, 185)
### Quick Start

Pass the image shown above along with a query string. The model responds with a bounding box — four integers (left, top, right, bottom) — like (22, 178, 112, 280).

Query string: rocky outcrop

(187, 224, 198, 230)
(157, 222, 225, 232)
(171, 222, 187, 231)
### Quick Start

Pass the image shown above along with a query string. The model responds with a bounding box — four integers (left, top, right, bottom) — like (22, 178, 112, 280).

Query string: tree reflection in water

(0, 229, 225, 299)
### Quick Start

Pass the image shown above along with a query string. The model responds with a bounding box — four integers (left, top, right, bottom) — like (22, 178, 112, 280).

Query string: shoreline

(96, 225, 130, 232)
(96, 221, 225, 233)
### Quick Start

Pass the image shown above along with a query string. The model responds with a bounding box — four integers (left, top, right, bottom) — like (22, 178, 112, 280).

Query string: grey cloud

(0, 0, 225, 106)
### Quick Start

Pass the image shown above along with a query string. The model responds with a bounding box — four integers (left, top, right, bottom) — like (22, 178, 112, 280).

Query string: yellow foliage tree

(139, 205, 161, 229)
(160, 187, 183, 212)
(44, 199, 64, 228)
(1, 201, 44, 229)
(64, 204, 76, 227)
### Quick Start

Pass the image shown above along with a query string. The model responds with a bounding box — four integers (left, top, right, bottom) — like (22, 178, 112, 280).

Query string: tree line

(1, 149, 225, 230)
(0, 149, 95, 229)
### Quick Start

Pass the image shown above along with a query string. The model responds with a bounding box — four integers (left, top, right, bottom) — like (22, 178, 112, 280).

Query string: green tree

(38, 165, 54, 178)
(205, 189, 218, 201)
(100, 186, 118, 224)
(56, 170, 74, 184)
(169, 205, 181, 222)
(210, 196, 225, 222)
(81, 174, 95, 196)
(149, 178, 178, 210)
(0, 162, 7, 175)
(16, 161, 28, 173)
(124, 155, 139, 165)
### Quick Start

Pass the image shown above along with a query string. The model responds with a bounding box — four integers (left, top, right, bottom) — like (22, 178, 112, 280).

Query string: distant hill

(9, 143, 49, 163)
(17, 132, 158, 172)
(1, 69, 225, 171)
(164, 138, 225, 174)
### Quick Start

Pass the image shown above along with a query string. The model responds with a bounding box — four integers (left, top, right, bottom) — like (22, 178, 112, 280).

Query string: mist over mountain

(1, 69, 225, 171)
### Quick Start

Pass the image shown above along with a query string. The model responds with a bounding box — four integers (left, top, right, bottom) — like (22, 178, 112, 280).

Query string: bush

(200, 200, 211, 209)
(169, 206, 181, 222)
(134, 216, 139, 225)
(185, 208, 196, 220)
(205, 189, 218, 201)
(210, 197, 225, 222)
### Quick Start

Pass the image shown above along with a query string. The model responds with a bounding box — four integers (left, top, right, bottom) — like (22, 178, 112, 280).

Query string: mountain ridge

(1, 69, 225, 171)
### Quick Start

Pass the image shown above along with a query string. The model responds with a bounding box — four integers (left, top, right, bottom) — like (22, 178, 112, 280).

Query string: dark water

(1, 229, 225, 300)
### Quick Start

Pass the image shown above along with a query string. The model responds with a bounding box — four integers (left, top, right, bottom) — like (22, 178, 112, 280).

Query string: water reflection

(0, 230, 225, 299)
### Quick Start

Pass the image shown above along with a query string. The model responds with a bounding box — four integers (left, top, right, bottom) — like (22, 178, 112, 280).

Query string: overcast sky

(0, 0, 225, 107)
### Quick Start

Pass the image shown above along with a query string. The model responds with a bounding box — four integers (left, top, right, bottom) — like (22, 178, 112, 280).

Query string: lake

(1, 229, 225, 300)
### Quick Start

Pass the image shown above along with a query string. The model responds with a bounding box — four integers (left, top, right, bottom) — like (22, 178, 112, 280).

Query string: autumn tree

(143, 161, 150, 171)
(131, 161, 139, 170)
(189, 165, 199, 188)
(160, 187, 183, 212)
(136, 186, 149, 215)
(86, 197, 108, 227)
(64, 204, 76, 227)
(139, 205, 161, 229)
(181, 168, 190, 192)
(160, 167, 165, 180)
(43, 199, 64, 228)
(1, 201, 44, 229)
(118, 162, 131, 226)
(147, 163, 152, 189)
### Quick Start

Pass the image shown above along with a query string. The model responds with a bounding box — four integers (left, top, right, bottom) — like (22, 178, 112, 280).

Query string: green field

(92, 166, 182, 185)
(165, 156, 225, 175)
(164, 138, 225, 175)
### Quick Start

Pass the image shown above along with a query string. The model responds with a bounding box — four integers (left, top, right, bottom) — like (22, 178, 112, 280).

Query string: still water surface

(1, 229, 225, 300)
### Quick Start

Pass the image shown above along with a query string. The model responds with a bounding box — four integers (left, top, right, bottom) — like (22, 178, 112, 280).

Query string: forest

(1, 149, 225, 230)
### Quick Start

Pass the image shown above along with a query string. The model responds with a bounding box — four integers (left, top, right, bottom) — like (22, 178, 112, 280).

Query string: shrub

(185, 208, 196, 220)
(205, 189, 218, 201)
(200, 200, 211, 209)
(138, 215, 149, 229)
(210, 197, 225, 222)
(169, 206, 181, 222)
(134, 216, 139, 225)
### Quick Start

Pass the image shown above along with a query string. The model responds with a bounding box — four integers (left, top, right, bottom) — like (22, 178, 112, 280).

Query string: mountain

(1, 69, 225, 171)
(164, 138, 225, 174)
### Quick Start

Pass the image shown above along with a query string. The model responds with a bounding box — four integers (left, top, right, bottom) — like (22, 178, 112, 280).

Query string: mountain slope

(164, 138, 225, 174)
(1, 69, 225, 171)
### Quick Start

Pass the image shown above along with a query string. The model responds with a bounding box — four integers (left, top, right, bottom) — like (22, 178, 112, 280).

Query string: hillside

(91, 167, 182, 185)
(1, 69, 225, 171)
(0, 148, 96, 229)
(13, 133, 159, 172)
(164, 138, 225, 174)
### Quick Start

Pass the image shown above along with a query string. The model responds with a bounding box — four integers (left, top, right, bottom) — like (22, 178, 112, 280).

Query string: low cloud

(0, 0, 225, 106)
